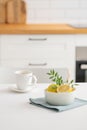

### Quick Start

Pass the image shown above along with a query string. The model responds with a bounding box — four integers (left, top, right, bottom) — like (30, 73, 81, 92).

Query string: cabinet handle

(28, 38, 47, 41)
(80, 64, 87, 70)
(28, 62, 47, 66)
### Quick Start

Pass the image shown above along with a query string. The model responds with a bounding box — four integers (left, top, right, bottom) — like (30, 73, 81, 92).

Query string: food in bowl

(45, 84, 75, 105)
(45, 70, 77, 106)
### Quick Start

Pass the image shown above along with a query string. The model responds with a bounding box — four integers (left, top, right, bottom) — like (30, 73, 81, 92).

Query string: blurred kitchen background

(0, 0, 87, 83)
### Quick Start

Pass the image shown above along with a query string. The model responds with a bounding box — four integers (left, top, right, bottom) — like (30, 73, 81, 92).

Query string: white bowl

(45, 90, 75, 106)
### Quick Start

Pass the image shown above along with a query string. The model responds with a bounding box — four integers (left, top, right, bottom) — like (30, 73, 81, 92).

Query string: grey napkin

(29, 97, 87, 112)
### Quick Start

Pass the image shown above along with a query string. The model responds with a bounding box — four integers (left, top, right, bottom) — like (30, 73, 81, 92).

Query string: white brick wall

(25, 0, 87, 24)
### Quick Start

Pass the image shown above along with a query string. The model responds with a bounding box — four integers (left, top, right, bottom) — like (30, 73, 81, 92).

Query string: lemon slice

(47, 84, 58, 92)
(59, 84, 70, 92)
(68, 87, 75, 92)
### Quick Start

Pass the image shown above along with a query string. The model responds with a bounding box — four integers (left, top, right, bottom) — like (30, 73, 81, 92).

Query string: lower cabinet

(0, 34, 75, 81)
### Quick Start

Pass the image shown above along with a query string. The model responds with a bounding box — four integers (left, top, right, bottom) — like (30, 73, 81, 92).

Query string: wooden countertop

(0, 24, 87, 34)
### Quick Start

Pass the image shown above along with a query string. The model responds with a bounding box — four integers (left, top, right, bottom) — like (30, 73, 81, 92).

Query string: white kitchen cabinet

(75, 35, 87, 47)
(0, 36, 1, 64)
(0, 34, 75, 80)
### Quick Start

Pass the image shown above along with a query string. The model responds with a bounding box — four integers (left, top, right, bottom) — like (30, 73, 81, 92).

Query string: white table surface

(0, 83, 87, 130)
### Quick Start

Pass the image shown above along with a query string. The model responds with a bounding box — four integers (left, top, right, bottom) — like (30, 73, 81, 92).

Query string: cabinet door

(75, 35, 87, 46)
(1, 35, 66, 60)
(1, 35, 68, 66)
(1, 34, 75, 80)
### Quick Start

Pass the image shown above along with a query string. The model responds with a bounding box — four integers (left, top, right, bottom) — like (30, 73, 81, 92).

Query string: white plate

(9, 86, 33, 93)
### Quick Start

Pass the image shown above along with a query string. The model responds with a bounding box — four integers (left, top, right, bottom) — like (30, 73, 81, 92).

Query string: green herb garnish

(47, 69, 63, 85)
(47, 69, 78, 87)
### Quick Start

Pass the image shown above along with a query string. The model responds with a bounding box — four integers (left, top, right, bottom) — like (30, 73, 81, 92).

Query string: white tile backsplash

(36, 9, 65, 19)
(50, 0, 79, 9)
(65, 9, 87, 19)
(25, 0, 87, 24)
(26, 0, 50, 9)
